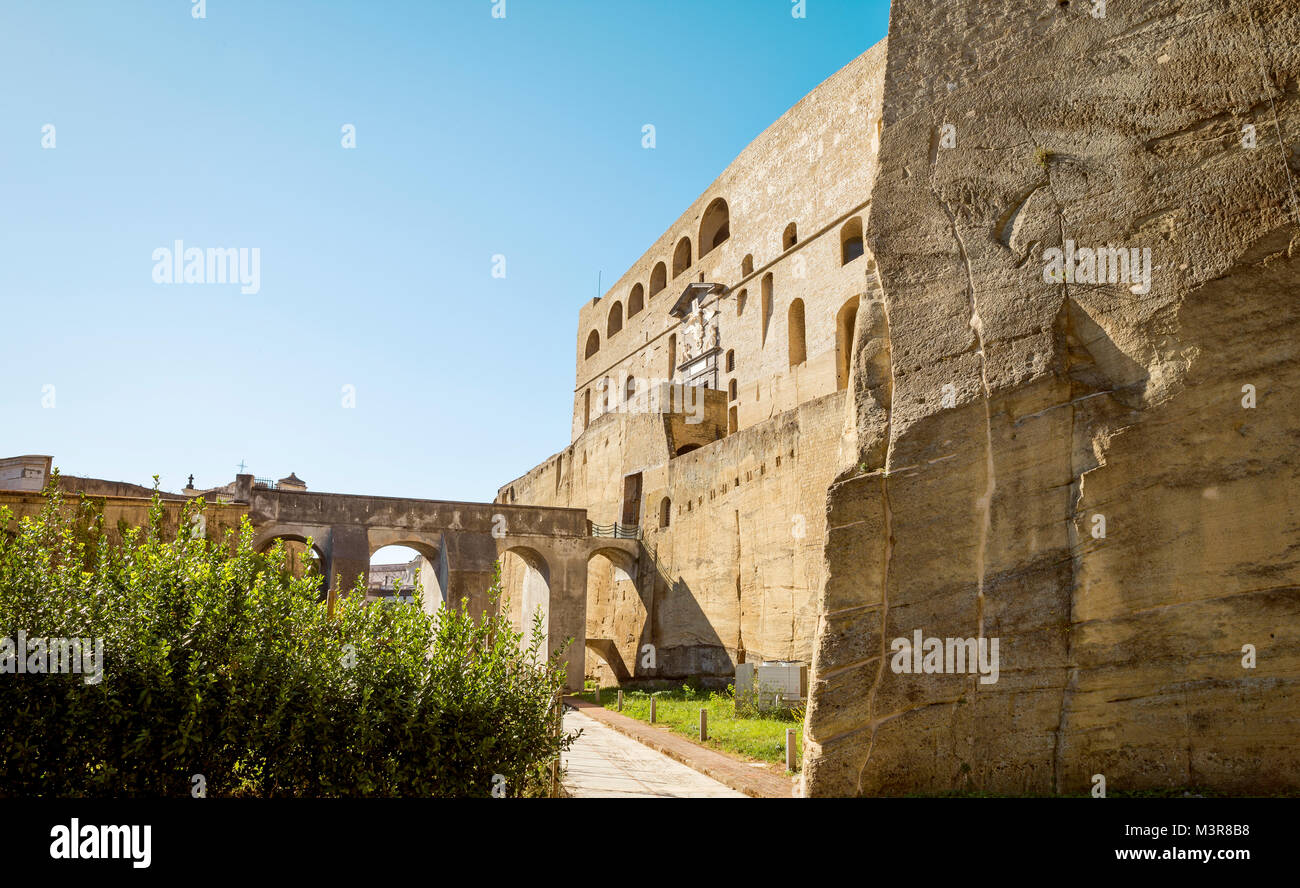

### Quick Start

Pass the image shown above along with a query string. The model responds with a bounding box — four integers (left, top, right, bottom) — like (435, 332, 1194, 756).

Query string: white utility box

(735, 661, 807, 711)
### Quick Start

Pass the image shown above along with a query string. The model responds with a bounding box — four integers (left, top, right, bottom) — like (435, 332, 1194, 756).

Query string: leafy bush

(0, 482, 576, 797)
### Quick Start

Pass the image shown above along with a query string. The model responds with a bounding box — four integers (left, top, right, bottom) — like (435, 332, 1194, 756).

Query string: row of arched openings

(584, 198, 731, 361)
(588, 213, 864, 362)
(719, 293, 860, 432)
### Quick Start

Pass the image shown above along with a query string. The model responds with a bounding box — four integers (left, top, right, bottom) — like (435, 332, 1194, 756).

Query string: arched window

(607, 301, 623, 338)
(673, 237, 692, 278)
(841, 217, 865, 265)
(585, 330, 600, 359)
(628, 283, 645, 317)
(783, 222, 798, 251)
(836, 296, 860, 391)
(699, 198, 730, 257)
(624, 375, 637, 403)
(761, 273, 774, 346)
(650, 262, 667, 296)
(742, 254, 754, 277)
(736, 288, 746, 316)
(788, 299, 807, 367)
(659, 497, 671, 528)
(728, 378, 737, 401)
(728, 406, 737, 435)
(725, 349, 735, 372)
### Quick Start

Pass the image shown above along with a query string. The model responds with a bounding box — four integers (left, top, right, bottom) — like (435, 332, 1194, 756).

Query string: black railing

(253, 478, 277, 489)
(588, 521, 642, 540)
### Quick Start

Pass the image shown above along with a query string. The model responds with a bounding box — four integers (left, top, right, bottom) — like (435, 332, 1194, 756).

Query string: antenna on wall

(597, 270, 602, 299)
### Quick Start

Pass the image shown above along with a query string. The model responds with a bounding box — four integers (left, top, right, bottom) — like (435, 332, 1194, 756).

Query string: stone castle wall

(503, 385, 851, 683)
(499, 41, 891, 685)
(570, 41, 888, 443)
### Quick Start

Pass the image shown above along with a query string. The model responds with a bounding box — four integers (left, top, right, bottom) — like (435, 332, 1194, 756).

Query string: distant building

(0, 455, 52, 492)
(366, 559, 420, 606)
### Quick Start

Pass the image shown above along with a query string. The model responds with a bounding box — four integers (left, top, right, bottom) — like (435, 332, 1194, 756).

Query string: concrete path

(565, 698, 795, 798)
(561, 708, 748, 798)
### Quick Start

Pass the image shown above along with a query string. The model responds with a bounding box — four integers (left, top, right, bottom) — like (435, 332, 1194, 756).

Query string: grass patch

(575, 684, 803, 771)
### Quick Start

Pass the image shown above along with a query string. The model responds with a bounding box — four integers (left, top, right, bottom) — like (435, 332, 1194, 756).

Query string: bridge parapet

(246, 486, 589, 540)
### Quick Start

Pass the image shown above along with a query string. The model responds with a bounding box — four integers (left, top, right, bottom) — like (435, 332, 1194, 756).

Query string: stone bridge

(235, 475, 639, 689)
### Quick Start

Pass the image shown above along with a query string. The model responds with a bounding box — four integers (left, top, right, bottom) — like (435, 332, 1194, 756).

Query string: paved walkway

(564, 698, 795, 798)
(561, 708, 748, 798)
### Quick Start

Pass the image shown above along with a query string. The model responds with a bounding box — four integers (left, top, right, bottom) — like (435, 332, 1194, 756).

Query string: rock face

(805, 0, 1300, 795)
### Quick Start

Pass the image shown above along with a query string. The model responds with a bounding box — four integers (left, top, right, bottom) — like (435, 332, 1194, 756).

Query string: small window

(673, 237, 692, 278)
(736, 288, 747, 316)
(728, 378, 737, 401)
(783, 222, 798, 251)
(725, 349, 735, 372)
(650, 262, 668, 296)
(742, 254, 754, 277)
(761, 274, 774, 346)
(628, 283, 645, 317)
(788, 299, 807, 367)
(624, 376, 637, 403)
(836, 296, 860, 391)
(699, 198, 730, 258)
(659, 497, 671, 528)
(841, 217, 865, 265)
(607, 301, 623, 338)
(585, 330, 600, 359)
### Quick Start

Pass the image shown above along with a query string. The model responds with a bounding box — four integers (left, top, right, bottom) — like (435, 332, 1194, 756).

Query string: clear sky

(1, 0, 890, 532)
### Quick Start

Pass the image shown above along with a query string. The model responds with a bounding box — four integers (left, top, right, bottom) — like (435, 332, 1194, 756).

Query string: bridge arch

(500, 545, 552, 661)
(583, 544, 643, 688)
(366, 532, 446, 610)
(252, 524, 331, 590)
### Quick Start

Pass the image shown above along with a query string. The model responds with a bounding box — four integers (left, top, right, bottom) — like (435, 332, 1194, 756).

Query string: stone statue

(682, 301, 718, 361)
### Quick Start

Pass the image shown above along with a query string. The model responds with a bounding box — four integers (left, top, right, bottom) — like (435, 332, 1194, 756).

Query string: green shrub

(0, 481, 575, 797)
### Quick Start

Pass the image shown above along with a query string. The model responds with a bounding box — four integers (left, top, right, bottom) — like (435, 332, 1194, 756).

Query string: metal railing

(253, 478, 277, 489)
(588, 521, 642, 540)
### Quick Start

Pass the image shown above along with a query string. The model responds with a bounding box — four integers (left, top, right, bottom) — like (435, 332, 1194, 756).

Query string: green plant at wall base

(0, 480, 576, 797)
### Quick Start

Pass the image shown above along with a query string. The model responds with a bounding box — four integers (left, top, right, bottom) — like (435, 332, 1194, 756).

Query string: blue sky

(1, 0, 889, 529)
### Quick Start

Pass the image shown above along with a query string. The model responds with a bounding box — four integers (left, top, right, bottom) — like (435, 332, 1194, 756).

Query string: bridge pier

(328, 525, 371, 594)
(545, 542, 589, 693)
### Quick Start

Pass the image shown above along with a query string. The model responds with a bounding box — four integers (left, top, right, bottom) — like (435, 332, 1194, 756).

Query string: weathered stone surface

(806, 0, 1300, 796)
